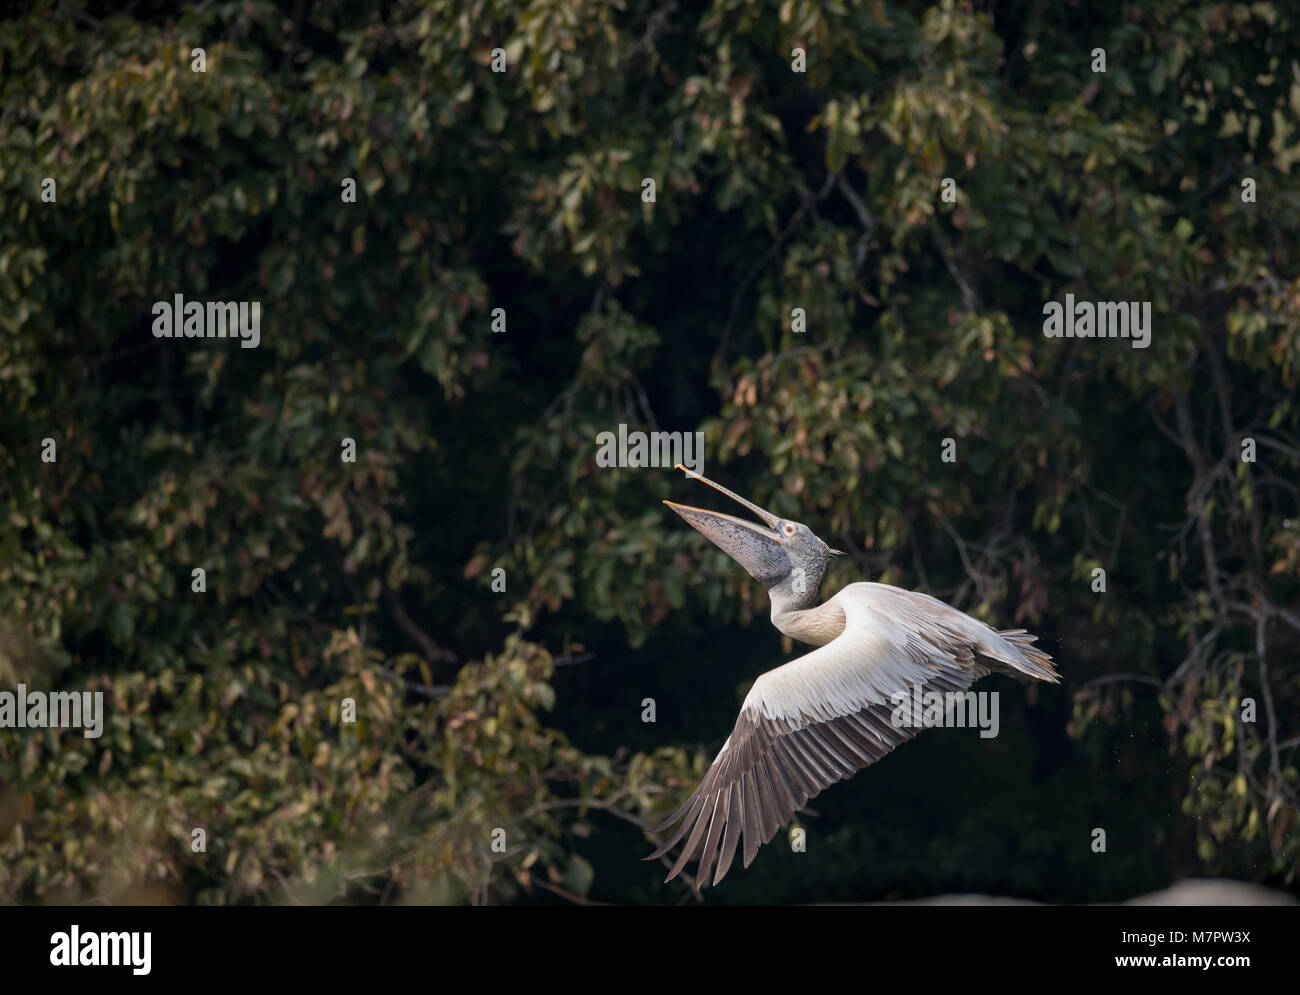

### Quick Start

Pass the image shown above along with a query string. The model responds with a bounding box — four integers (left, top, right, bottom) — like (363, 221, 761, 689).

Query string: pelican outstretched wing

(646, 582, 1059, 887)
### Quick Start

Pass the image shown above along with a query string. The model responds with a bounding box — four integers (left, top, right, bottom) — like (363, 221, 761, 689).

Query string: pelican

(647, 465, 1060, 887)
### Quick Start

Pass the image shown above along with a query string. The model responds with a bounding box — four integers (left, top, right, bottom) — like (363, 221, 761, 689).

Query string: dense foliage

(1, 0, 1297, 904)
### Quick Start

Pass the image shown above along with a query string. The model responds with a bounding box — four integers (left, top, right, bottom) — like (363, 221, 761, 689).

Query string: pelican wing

(646, 582, 1058, 887)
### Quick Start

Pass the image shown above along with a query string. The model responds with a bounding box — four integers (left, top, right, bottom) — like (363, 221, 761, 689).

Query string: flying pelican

(647, 465, 1059, 888)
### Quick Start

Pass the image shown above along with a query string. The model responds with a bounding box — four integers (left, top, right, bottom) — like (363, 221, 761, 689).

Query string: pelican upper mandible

(647, 464, 1060, 888)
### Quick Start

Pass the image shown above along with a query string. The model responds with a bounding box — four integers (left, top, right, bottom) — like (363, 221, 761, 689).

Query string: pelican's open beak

(664, 465, 792, 586)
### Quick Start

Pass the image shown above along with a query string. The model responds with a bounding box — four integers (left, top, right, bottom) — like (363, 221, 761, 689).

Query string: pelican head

(664, 465, 841, 611)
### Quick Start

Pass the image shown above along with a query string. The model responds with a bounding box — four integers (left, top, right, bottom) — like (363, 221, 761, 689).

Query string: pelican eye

(782, 522, 796, 536)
